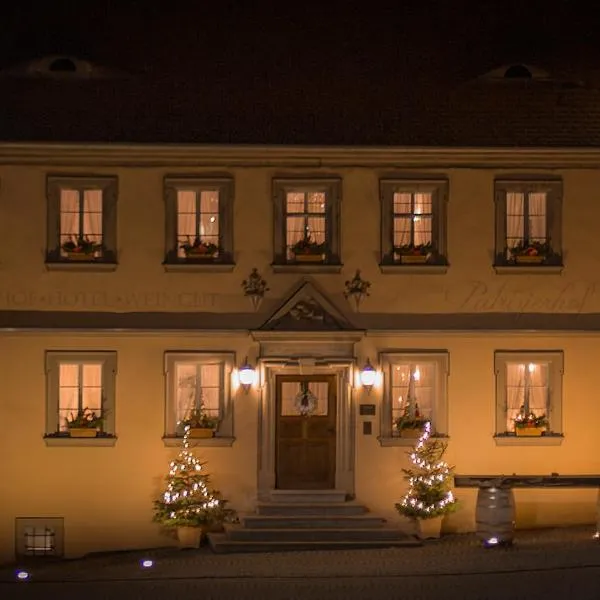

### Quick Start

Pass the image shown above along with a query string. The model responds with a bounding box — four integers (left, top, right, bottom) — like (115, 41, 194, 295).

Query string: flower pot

(68, 428, 98, 438)
(515, 255, 544, 264)
(176, 526, 203, 549)
(294, 253, 325, 263)
(399, 428, 424, 438)
(515, 427, 545, 437)
(398, 254, 429, 264)
(416, 515, 443, 539)
(185, 251, 216, 260)
(188, 428, 215, 438)
(67, 252, 95, 261)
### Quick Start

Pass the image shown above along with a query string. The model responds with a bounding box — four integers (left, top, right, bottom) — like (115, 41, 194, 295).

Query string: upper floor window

(379, 352, 449, 446)
(44, 351, 117, 442)
(494, 351, 563, 441)
(163, 352, 234, 443)
(273, 179, 341, 267)
(380, 179, 448, 266)
(164, 177, 234, 266)
(46, 176, 117, 265)
(494, 180, 562, 267)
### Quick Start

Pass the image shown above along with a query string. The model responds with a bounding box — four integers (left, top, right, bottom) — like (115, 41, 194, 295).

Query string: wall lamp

(238, 358, 257, 393)
(360, 358, 377, 394)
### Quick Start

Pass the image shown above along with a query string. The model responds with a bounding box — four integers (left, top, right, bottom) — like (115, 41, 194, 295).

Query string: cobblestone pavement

(2, 526, 600, 599)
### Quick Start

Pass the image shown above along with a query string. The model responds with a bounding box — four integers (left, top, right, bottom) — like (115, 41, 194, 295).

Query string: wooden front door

(276, 375, 337, 489)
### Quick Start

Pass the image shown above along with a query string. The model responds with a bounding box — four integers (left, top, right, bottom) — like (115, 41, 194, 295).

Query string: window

(380, 179, 448, 267)
(379, 352, 449, 445)
(273, 178, 341, 267)
(164, 178, 234, 267)
(494, 351, 563, 440)
(45, 352, 117, 439)
(46, 176, 117, 265)
(164, 352, 234, 443)
(494, 180, 562, 267)
(15, 518, 64, 558)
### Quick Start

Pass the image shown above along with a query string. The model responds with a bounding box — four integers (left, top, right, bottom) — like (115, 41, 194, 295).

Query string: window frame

(163, 351, 235, 446)
(378, 351, 449, 446)
(46, 176, 118, 267)
(494, 350, 564, 444)
(272, 178, 342, 270)
(494, 179, 563, 269)
(380, 178, 449, 269)
(164, 177, 234, 270)
(44, 351, 117, 444)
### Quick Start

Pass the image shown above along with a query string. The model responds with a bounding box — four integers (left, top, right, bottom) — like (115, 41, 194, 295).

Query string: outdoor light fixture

(238, 358, 256, 393)
(360, 359, 377, 393)
(140, 559, 154, 568)
(16, 570, 29, 581)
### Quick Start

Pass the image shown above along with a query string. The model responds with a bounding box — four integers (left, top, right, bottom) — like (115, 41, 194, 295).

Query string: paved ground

(2, 526, 600, 599)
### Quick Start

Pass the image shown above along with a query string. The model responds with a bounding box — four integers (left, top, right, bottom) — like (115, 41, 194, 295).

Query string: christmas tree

(395, 421, 457, 520)
(153, 426, 235, 532)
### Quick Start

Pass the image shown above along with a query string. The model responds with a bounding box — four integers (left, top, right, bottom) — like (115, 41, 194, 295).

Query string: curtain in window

(391, 363, 434, 424)
(412, 193, 433, 246)
(59, 190, 81, 248)
(177, 191, 198, 257)
(58, 364, 79, 430)
(199, 191, 219, 246)
(505, 363, 547, 430)
(528, 363, 548, 417)
(175, 363, 221, 423)
(285, 192, 326, 257)
(82, 190, 103, 246)
(528, 192, 547, 241)
(393, 192, 412, 247)
(505, 363, 524, 431)
(82, 364, 102, 411)
(280, 381, 328, 416)
(506, 192, 525, 250)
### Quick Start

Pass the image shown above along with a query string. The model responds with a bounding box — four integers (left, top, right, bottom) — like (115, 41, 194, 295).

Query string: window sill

(271, 263, 343, 274)
(45, 261, 118, 272)
(379, 264, 448, 275)
(378, 434, 448, 447)
(494, 264, 564, 275)
(493, 434, 564, 446)
(162, 436, 236, 447)
(44, 435, 117, 447)
(163, 262, 235, 273)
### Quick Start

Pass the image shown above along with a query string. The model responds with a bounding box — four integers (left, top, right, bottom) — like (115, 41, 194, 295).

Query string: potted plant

(393, 243, 433, 264)
(180, 236, 219, 259)
(514, 409, 547, 437)
(65, 407, 104, 438)
(61, 236, 102, 260)
(153, 445, 236, 549)
(395, 422, 458, 539)
(511, 240, 550, 264)
(179, 407, 219, 438)
(395, 415, 430, 438)
(291, 236, 327, 262)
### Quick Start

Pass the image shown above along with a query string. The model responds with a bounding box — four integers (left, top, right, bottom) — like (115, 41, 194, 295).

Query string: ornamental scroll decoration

(294, 381, 318, 417)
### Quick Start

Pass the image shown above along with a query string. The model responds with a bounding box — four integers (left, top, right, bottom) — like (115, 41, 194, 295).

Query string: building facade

(1, 140, 600, 562)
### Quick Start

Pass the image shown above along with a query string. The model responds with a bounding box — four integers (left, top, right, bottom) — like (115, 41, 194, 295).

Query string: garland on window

(294, 382, 318, 417)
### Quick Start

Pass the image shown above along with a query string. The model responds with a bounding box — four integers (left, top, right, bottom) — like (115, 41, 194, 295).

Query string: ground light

(140, 559, 154, 568)
(16, 570, 30, 581)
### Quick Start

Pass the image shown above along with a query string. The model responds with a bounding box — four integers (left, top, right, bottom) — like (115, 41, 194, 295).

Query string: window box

(67, 428, 98, 438)
(189, 427, 216, 438)
(397, 254, 429, 264)
(515, 426, 545, 437)
(515, 255, 545, 264)
(294, 253, 326, 263)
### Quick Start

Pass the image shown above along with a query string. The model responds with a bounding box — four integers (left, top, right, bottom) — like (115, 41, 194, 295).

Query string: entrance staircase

(208, 490, 421, 553)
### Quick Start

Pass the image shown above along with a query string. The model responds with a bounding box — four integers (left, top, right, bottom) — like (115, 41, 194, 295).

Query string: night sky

(3, 1, 600, 83)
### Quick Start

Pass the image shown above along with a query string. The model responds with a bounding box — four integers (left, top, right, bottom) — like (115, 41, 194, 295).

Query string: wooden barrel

(475, 482, 515, 545)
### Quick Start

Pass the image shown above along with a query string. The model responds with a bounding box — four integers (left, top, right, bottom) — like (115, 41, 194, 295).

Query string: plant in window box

(65, 407, 104, 438)
(179, 407, 219, 438)
(291, 236, 327, 262)
(395, 404, 430, 438)
(180, 236, 219, 259)
(61, 236, 102, 260)
(393, 243, 433, 264)
(514, 408, 547, 437)
(510, 240, 551, 264)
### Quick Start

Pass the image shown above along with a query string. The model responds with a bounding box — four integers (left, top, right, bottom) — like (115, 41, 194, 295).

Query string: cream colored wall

(1, 156, 600, 562)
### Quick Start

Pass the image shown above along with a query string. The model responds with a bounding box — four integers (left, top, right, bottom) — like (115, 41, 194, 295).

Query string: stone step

(257, 502, 367, 517)
(207, 534, 421, 554)
(225, 525, 406, 542)
(269, 489, 348, 504)
(243, 515, 386, 529)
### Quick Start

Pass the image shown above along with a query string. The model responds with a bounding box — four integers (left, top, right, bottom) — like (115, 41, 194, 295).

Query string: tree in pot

(153, 426, 236, 548)
(395, 421, 458, 539)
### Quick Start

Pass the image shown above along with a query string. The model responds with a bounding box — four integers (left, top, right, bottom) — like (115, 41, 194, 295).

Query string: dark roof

(2, 73, 600, 147)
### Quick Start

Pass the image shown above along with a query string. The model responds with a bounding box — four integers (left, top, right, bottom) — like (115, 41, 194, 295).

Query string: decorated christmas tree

(153, 426, 235, 539)
(395, 421, 457, 520)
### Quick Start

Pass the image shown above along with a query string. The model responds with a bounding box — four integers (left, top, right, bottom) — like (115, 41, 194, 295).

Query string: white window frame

(163, 352, 235, 446)
(494, 350, 564, 445)
(272, 178, 342, 270)
(164, 177, 234, 270)
(379, 351, 449, 446)
(44, 351, 117, 445)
